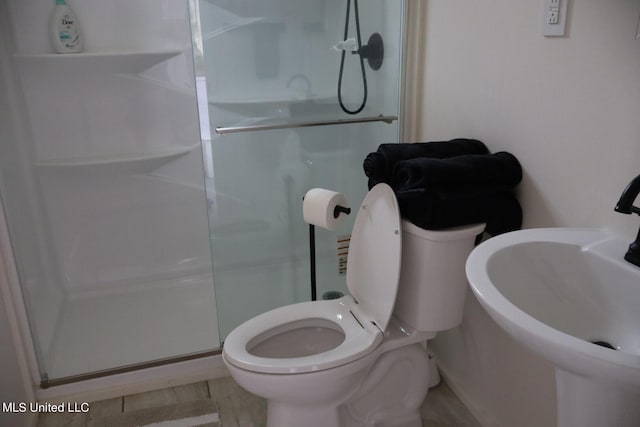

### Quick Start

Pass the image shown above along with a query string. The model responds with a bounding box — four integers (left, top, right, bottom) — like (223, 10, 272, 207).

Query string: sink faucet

(614, 174, 640, 267)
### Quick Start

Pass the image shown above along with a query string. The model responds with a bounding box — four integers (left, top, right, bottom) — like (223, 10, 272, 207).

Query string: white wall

(421, 0, 640, 235)
(419, 1, 640, 426)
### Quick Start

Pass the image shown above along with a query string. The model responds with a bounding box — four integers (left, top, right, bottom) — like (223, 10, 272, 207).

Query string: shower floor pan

(45, 273, 219, 380)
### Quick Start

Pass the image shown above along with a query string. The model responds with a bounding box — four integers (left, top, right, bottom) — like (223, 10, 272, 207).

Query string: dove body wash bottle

(50, 0, 83, 53)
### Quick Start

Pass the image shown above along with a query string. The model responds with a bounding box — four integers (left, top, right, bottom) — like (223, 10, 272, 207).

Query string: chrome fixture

(215, 114, 397, 135)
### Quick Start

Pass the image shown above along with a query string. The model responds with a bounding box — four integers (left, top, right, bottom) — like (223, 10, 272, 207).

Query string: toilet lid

(346, 183, 402, 332)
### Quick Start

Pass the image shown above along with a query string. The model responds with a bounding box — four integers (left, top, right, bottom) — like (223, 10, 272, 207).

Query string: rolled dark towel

(391, 152, 522, 192)
(396, 188, 522, 235)
(363, 139, 489, 187)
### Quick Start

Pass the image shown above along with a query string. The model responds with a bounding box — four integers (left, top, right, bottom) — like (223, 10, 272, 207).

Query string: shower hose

(338, 0, 368, 115)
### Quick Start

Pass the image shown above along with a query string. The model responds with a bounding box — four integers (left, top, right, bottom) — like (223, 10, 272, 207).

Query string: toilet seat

(223, 297, 383, 374)
(223, 183, 402, 375)
(346, 183, 403, 332)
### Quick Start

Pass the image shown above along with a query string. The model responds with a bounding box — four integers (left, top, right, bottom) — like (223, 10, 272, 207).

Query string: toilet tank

(393, 220, 486, 332)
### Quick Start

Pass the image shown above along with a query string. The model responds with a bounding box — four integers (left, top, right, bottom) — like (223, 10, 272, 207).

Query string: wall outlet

(542, 0, 568, 37)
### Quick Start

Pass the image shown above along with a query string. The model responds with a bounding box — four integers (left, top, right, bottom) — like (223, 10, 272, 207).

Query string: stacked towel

(363, 139, 488, 189)
(392, 152, 522, 191)
(362, 141, 523, 235)
(395, 186, 522, 236)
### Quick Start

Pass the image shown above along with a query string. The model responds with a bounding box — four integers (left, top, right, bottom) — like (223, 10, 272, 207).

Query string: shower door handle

(215, 114, 397, 135)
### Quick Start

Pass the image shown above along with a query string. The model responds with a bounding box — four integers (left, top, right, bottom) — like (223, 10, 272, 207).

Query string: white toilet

(222, 183, 485, 427)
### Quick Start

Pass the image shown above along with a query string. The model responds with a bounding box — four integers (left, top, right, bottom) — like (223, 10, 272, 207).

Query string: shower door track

(215, 114, 397, 135)
(40, 349, 222, 389)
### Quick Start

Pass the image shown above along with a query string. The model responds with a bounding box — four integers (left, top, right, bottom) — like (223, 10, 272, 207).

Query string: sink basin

(466, 228, 640, 427)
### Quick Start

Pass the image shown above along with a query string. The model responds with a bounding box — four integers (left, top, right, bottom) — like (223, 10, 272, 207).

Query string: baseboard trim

(436, 363, 500, 427)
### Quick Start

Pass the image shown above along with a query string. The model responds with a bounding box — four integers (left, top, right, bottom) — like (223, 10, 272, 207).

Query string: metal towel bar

(215, 114, 397, 135)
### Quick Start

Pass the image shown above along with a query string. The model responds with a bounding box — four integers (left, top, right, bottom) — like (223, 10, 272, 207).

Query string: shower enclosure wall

(2, 0, 219, 383)
(0, 0, 404, 386)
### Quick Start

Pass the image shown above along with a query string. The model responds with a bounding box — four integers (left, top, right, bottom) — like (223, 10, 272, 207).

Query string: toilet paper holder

(333, 205, 351, 218)
(309, 202, 351, 301)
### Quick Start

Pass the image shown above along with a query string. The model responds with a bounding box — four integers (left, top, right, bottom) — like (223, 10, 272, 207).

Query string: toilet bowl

(223, 297, 381, 375)
(223, 183, 485, 427)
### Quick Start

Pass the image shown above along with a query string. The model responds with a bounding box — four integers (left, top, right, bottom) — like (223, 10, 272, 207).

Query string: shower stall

(0, 0, 405, 387)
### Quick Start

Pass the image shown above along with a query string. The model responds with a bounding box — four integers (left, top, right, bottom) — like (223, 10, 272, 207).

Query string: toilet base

(340, 343, 429, 427)
(259, 343, 429, 427)
(268, 402, 342, 427)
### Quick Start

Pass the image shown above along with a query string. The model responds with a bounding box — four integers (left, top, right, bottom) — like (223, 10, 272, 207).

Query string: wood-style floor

(38, 376, 481, 427)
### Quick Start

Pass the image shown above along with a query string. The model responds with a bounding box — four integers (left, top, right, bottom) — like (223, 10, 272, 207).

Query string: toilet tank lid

(346, 183, 402, 332)
(401, 220, 486, 241)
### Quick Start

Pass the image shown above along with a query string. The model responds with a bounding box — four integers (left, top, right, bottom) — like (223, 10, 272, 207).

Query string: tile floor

(38, 376, 481, 427)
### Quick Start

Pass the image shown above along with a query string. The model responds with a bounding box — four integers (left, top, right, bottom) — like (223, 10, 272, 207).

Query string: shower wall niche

(2, 0, 218, 381)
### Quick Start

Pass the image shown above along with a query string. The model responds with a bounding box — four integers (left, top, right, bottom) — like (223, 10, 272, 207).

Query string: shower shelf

(13, 49, 183, 74)
(35, 142, 199, 173)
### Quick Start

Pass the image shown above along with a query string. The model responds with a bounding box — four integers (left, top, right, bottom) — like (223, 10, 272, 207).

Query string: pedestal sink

(466, 228, 640, 427)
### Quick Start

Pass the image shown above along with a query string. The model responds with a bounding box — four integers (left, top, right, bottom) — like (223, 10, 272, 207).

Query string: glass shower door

(2, 0, 219, 383)
(193, 0, 405, 339)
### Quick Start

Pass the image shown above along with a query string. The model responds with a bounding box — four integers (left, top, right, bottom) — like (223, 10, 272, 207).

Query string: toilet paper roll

(303, 188, 348, 231)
